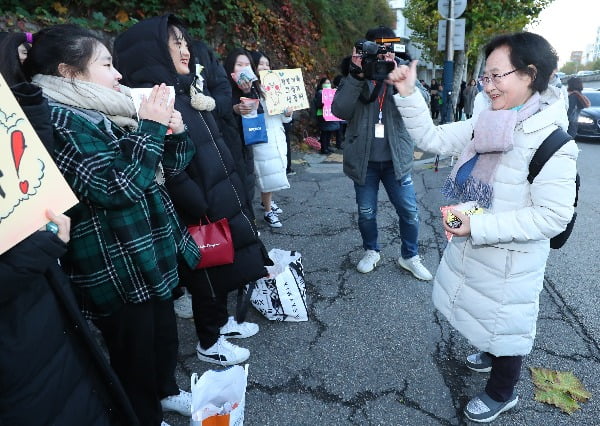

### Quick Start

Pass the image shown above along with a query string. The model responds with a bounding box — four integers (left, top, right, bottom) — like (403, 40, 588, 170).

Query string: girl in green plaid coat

(23, 24, 199, 426)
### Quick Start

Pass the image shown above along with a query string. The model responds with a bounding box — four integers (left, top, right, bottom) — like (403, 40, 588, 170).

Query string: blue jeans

(354, 161, 419, 259)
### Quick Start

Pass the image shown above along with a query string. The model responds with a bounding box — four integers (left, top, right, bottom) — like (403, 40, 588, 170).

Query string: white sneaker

(264, 211, 282, 228)
(398, 255, 433, 281)
(173, 288, 193, 319)
(220, 316, 259, 339)
(196, 336, 250, 366)
(160, 389, 191, 417)
(357, 250, 381, 273)
(161, 422, 171, 426)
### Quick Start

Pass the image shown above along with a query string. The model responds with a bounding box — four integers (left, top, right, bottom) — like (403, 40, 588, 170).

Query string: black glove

(349, 62, 364, 80)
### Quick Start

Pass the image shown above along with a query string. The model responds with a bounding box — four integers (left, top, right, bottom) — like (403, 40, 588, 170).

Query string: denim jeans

(354, 161, 419, 259)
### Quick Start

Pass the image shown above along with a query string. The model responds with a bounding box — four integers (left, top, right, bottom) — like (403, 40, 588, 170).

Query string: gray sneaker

(397, 255, 433, 281)
(464, 391, 518, 423)
(466, 352, 492, 373)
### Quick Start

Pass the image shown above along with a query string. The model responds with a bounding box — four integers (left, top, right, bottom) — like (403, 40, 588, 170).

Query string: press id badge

(374, 123, 385, 138)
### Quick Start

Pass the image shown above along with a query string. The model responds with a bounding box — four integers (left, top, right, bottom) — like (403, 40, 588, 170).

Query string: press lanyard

(377, 84, 387, 123)
(374, 83, 387, 139)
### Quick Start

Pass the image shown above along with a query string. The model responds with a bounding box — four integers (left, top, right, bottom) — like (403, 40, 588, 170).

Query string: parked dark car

(576, 89, 600, 141)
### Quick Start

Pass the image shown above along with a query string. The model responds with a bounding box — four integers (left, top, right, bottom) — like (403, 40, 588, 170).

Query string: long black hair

(250, 50, 271, 71)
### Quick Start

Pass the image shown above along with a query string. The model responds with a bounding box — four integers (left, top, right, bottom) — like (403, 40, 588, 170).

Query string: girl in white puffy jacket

(250, 51, 292, 228)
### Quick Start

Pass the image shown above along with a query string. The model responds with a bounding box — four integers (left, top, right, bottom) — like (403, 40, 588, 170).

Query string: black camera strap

(359, 80, 385, 104)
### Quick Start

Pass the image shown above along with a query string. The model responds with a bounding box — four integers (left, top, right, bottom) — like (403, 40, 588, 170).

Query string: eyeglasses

(478, 69, 519, 86)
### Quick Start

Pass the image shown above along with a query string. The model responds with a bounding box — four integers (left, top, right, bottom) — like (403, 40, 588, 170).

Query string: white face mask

(322, 83, 331, 89)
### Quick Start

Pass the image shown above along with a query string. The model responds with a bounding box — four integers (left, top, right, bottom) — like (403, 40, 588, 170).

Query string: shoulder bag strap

(527, 128, 572, 184)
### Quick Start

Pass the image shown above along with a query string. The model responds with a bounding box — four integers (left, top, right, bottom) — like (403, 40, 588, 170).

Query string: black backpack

(527, 128, 580, 249)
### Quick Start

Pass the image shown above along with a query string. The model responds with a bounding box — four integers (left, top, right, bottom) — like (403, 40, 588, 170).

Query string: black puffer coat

(192, 40, 255, 218)
(0, 82, 138, 426)
(114, 15, 270, 294)
(0, 233, 138, 426)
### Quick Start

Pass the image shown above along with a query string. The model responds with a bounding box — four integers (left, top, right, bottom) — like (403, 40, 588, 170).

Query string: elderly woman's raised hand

(387, 60, 419, 97)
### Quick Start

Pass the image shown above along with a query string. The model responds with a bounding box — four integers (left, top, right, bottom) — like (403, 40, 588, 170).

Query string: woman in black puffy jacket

(114, 15, 272, 367)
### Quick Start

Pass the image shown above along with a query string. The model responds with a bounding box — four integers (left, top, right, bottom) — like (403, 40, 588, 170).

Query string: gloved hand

(349, 62, 364, 80)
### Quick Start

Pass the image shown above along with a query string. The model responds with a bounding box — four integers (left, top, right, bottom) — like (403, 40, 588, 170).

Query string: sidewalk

(166, 148, 600, 425)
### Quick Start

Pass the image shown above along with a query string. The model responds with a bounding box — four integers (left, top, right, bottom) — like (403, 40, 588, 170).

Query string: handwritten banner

(259, 68, 310, 115)
(0, 73, 78, 254)
(321, 88, 342, 121)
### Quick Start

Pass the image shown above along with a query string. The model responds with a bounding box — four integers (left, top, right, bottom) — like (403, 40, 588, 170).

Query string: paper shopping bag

(241, 114, 268, 145)
(250, 249, 308, 322)
(187, 217, 234, 269)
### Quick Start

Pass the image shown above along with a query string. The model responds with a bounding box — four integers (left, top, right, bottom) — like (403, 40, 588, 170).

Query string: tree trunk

(452, 49, 467, 114)
(472, 49, 485, 81)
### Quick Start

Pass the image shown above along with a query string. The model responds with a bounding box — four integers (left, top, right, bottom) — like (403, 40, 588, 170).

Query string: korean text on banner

(0, 73, 78, 255)
(259, 68, 309, 115)
(321, 88, 342, 121)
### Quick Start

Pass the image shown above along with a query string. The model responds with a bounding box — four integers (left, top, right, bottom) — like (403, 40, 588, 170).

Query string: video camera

(354, 37, 406, 80)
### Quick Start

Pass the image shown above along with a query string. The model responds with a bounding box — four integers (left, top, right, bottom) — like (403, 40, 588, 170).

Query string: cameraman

(331, 26, 432, 280)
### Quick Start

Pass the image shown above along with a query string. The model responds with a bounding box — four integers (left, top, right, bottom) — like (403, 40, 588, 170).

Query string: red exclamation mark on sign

(11, 130, 29, 194)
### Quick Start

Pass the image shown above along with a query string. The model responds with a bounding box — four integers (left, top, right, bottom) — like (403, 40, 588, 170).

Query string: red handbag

(188, 217, 234, 269)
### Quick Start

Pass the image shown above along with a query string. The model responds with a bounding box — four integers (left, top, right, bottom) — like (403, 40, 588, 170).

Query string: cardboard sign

(0, 73, 78, 254)
(321, 88, 342, 121)
(259, 68, 309, 115)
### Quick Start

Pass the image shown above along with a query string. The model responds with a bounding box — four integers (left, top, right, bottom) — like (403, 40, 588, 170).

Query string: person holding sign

(20, 24, 200, 426)
(0, 210, 138, 426)
(0, 58, 138, 424)
(314, 77, 340, 155)
(250, 50, 292, 228)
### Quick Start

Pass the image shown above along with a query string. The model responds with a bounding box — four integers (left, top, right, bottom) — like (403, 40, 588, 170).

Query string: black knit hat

(365, 26, 396, 41)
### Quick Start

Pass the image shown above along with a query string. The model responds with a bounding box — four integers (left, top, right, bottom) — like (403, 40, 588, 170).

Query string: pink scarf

(442, 92, 541, 208)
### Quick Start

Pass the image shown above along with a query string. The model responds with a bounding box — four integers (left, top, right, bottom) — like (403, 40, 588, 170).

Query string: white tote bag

(250, 249, 308, 322)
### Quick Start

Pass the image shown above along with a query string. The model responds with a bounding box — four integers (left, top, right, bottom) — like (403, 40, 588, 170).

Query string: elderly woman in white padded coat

(388, 32, 577, 423)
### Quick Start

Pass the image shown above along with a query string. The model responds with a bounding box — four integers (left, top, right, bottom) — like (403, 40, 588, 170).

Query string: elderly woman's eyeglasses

(478, 69, 519, 86)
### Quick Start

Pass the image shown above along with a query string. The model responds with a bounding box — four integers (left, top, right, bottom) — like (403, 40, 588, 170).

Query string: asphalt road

(166, 140, 600, 426)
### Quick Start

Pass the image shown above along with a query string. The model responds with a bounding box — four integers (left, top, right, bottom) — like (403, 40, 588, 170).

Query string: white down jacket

(394, 87, 578, 356)
(252, 100, 291, 193)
